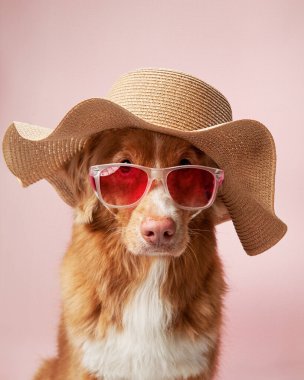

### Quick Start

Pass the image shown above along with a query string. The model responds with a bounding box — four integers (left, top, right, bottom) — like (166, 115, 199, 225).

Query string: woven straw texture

(2, 68, 287, 255)
(107, 69, 232, 131)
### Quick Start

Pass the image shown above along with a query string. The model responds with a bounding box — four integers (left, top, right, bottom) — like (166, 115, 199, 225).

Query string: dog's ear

(62, 145, 99, 224)
(46, 140, 99, 224)
(202, 155, 231, 225)
(73, 192, 99, 224)
(212, 196, 231, 225)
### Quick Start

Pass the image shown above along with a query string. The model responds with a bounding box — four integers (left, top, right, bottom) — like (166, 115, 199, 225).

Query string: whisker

(189, 227, 212, 233)
(186, 242, 200, 266)
(188, 227, 212, 239)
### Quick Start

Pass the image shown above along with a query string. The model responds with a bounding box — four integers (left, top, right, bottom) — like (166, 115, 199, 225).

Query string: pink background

(0, 1, 303, 379)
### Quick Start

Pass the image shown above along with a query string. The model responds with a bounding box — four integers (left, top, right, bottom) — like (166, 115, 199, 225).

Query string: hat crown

(107, 68, 232, 131)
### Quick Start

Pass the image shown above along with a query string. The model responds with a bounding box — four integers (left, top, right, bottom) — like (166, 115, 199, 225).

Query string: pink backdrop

(0, 1, 303, 379)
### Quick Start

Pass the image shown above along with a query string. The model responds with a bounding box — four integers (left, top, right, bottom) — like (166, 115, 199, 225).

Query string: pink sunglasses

(89, 163, 224, 211)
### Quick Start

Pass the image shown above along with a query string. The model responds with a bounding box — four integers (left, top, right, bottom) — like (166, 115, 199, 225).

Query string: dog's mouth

(137, 247, 183, 258)
(126, 239, 187, 258)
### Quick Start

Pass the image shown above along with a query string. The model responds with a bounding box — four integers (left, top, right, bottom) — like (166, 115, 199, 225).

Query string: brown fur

(34, 128, 227, 380)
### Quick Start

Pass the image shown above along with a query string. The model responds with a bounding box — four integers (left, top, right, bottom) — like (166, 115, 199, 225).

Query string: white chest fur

(81, 260, 214, 380)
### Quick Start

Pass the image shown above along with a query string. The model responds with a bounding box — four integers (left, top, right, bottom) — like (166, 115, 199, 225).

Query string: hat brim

(2, 98, 287, 255)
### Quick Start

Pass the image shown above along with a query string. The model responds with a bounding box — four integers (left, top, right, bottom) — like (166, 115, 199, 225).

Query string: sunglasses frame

(89, 163, 224, 211)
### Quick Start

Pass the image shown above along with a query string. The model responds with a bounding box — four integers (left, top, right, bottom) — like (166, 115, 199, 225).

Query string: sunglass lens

(167, 168, 215, 208)
(98, 165, 148, 206)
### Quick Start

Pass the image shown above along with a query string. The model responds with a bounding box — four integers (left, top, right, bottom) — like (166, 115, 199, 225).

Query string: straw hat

(2, 68, 287, 255)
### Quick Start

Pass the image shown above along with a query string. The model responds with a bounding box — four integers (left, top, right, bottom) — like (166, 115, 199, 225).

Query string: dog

(33, 127, 227, 380)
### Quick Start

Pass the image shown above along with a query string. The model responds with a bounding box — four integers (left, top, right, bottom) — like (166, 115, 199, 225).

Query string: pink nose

(140, 217, 176, 246)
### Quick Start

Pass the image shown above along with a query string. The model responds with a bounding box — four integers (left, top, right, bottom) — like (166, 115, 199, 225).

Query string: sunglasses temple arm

(93, 172, 117, 218)
(103, 203, 117, 217)
(189, 209, 203, 221)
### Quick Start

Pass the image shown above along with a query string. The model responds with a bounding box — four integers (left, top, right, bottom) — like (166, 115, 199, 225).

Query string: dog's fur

(34, 128, 227, 380)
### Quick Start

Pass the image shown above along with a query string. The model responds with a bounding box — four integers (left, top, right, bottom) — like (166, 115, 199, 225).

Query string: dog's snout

(140, 217, 176, 245)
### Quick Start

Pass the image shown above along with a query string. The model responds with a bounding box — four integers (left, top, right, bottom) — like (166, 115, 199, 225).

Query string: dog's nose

(140, 217, 176, 245)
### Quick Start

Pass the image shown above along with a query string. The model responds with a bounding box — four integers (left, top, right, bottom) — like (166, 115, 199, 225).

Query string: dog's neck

(62, 218, 222, 338)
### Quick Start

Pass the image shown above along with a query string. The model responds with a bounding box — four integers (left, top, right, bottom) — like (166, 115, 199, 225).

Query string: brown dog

(34, 128, 227, 380)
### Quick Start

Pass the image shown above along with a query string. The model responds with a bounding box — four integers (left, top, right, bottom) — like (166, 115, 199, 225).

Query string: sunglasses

(89, 163, 224, 211)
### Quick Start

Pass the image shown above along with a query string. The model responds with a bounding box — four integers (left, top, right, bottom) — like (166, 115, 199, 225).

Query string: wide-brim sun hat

(2, 68, 287, 255)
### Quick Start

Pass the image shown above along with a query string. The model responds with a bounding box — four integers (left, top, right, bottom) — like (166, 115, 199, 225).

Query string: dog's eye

(121, 159, 132, 164)
(179, 158, 191, 165)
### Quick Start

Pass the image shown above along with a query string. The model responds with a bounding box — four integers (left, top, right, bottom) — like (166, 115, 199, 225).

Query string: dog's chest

(81, 260, 212, 380)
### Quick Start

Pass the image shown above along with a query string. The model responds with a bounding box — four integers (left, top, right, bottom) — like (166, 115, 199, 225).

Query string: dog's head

(63, 128, 226, 257)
